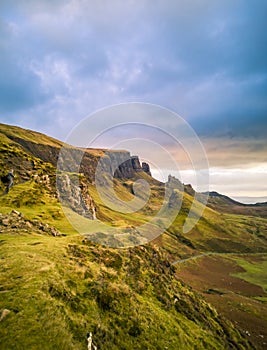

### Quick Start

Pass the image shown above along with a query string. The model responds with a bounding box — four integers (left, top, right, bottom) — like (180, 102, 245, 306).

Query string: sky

(0, 0, 267, 202)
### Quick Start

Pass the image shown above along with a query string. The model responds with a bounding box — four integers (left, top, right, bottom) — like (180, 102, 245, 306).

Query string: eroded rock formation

(57, 174, 96, 219)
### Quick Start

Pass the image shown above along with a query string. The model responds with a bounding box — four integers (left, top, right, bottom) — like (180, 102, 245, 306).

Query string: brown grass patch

(175, 255, 267, 349)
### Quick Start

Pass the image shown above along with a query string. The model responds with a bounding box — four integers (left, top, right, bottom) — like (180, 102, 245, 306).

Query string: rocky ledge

(0, 210, 63, 236)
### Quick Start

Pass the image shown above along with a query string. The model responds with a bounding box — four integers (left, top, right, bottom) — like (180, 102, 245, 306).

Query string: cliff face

(57, 174, 96, 219)
(0, 124, 152, 222)
(111, 154, 151, 179)
(142, 162, 151, 176)
(96, 151, 135, 180)
(4, 133, 152, 182)
(6, 136, 60, 166)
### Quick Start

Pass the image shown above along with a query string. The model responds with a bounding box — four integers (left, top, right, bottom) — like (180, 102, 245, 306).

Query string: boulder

(0, 309, 10, 322)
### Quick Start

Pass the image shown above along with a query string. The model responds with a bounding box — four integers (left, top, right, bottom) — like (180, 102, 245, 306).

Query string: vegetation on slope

(1, 122, 267, 349)
(0, 222, 251, 349)
(174, 254, 267, 350)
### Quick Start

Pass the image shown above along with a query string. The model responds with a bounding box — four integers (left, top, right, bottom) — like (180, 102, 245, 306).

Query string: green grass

(0, 180, 77, 235)
(0, 233, 87, 349)
(0, 231, 251, 349)
(0, 122, 63, 148)
(231, 256, 267, 293)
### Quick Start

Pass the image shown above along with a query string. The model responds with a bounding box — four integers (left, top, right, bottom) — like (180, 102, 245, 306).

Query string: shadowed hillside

(203, 191, 267, 219)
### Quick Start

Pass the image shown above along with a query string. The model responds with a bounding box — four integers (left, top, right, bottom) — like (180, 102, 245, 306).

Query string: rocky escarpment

(141, 161, 151, 176)
(166, 174, 195, 197)
(6, 134, 152, 182)
(166, 174, 183, 191)
(112, 154, 151, 179)
(6, 136, 60, 166)
(56, 174, 96, 219)
(59, 148, 151, 181)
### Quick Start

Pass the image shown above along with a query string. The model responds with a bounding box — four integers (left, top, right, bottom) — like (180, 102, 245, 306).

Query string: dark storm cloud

(0, 0, 266, 140)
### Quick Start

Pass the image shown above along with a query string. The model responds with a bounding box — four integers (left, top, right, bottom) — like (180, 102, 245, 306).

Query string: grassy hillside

(1, 122, 267, 349)
(0, 222, 251, 349)
(0, 123, 63, 147)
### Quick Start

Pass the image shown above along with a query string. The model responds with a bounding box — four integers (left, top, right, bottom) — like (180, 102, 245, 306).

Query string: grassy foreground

(0, 226, 251, 350)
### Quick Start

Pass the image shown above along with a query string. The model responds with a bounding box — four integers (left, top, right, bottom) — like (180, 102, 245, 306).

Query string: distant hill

(204, 190, 246, 205)
(233, 195, 267, 205)
(202, 190, 267, 218)
(205, 191, 267, 206)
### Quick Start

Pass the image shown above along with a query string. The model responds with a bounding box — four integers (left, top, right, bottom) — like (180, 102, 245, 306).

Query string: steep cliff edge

(0, 123, 152, 221)
(0, 123, 151, 182)
(57, 173, 96, 220)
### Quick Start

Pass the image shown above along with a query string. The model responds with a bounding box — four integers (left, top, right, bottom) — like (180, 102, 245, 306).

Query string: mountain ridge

(203, 190, 267, 219)
(0, 123, 152, 183)
(204, 191, 267, 207)
(2, 122, 266, 207)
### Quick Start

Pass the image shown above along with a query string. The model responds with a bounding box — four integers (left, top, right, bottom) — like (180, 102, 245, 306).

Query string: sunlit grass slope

(0, 229, 251, 349)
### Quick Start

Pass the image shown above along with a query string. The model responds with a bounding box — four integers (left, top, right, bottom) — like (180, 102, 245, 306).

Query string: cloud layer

(1, 1, 267, 137)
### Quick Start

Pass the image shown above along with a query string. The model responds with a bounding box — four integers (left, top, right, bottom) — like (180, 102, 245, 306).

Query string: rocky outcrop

(142, 162, 151, 176)
(166, 174, 195, 198)
(166, 175, 183, 191)
(184, 183, 195, 196)
(0, 210, 62, 236)
(165, 175, 184, 209)
(53, 147, 152, 181)
(99, 151, 135, 179)
(32, 174, 54, 193)
(80, 180, 97, 220)
(57, 174, 96, 219)
(131, 156, 142, 172)
(93, 152, 151, 180)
